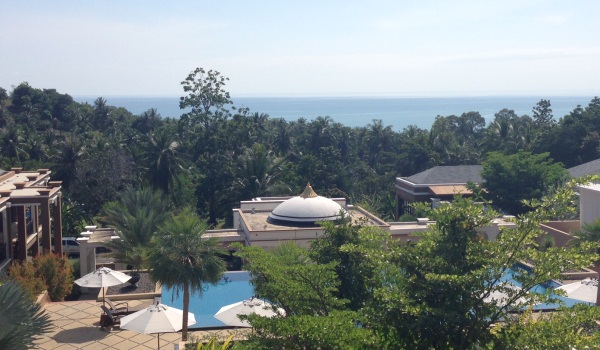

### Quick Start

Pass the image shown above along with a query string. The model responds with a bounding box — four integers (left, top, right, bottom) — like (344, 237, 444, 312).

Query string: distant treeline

(0, 80, 599, 229)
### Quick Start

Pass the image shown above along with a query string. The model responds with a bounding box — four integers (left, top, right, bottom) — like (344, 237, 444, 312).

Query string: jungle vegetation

(0, 69, 598, 228)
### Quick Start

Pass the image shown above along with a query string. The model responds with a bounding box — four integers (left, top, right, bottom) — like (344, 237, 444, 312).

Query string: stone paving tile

(35, 299, 247, 350)
(79, 342, 111, 350)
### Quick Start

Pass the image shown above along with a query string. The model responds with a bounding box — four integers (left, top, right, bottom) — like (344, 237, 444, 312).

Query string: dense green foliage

(235, 179, 600, 349)
(0, 75, 597, 222)
(101, 187, 171, 270)
(481, 151, 568, 215)
(0, 280, 52, 350)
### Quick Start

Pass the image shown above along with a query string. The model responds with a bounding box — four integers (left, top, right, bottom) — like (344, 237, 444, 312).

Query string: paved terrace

(35, 299, 249, 350)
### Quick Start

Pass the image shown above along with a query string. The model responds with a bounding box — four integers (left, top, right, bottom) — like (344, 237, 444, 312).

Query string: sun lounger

(105, 298, 130, 315)
(100, 305, 121, 331)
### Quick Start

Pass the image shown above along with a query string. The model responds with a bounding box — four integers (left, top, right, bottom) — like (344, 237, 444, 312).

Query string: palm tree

(0, 280, 52, 350)
(148, 207, 226, 341)
(51, 136, 87, 190)
(1, 126, 27, 164)
(23, 133, 49, 162)
(101, 187, 171, 271)
(237, 143, 285, 198)
(139, 127, 187, 194)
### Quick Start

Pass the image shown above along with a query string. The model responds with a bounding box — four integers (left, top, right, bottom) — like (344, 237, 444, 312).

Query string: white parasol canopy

(74, 267, 131, 306)
(483, 281, 526, 307)
(120, 303, 196, 349)
(555, 278, 598, 304)
(214, 297, 284, 327)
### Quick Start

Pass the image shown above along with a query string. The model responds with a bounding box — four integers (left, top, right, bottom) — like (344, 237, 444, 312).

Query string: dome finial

(299, 182, 318, 198)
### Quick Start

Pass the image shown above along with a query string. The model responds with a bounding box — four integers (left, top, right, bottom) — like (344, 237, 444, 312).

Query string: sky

(1, 1, 599, 97)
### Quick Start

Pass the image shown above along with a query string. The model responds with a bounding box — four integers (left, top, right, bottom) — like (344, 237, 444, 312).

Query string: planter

(129, 273, 141, 287)
(36, 290, 50, 307)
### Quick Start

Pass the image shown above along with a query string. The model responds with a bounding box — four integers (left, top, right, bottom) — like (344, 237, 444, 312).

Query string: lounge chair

(100, 305, 121, 331)
(106, 298, 130, 315)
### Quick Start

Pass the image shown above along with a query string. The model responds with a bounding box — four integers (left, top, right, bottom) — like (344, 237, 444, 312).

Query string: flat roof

(428, 185, 472, 196)
(240, 207, 385, 232)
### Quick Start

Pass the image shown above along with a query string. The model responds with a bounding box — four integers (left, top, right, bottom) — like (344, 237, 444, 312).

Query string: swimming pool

(163, 267, 592, 328)
(500, 264, 592, 310)
(162, 271, 254, 328)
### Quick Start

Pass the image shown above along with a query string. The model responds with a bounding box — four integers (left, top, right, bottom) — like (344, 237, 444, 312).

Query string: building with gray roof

(568, 158, 600, 179)
(396, 165, 483, 217)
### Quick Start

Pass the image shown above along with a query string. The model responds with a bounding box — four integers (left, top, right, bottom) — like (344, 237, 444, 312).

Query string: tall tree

(233, 243, 376, 348)
(236, 143, 285, 199)
(359, 180, 600, 349)
(179, 67, 232, 128)
(309, 219, 378, 310)
(139, 126, 186, 194)
(148, 207, 226, 341)
(481, 151, 568, 215)
(532, 99, 555, 130)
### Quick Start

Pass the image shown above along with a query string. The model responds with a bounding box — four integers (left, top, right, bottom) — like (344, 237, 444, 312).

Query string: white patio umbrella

(74, 266, 131, 306)
(483, 281, 526, 307)
(214, 297, 284, 327)
(555, 278, 598, 304)
(120, 303, 196, 349)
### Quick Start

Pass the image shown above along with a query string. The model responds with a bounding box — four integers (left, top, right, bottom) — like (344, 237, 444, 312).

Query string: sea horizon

(73, 95, 597, 131)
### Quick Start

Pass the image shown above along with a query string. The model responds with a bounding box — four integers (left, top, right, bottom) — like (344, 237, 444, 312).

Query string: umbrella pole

(157, 333, 160, 349)
(102, 287, 105, 307)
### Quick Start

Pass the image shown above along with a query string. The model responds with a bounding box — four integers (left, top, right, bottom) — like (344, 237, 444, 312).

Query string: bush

(9, 254, 74, 302)
(398, 214, 417, 222)
(33, 254, 74, 302)
(7, 262, 46, 301)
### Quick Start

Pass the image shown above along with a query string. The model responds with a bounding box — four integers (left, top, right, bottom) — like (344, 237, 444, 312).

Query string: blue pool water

(163, 267, 593, 328)
(501, 265, 593, 310)
(162, 271, 254, 328)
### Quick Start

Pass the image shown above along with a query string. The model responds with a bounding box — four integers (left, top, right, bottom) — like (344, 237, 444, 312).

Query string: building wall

(580, 185, 600, 226)
(539, 221, 580, 247)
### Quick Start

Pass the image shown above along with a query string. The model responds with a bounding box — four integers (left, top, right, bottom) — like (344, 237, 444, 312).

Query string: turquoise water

(73, 95, 594, 131)
(500, 265, 592, 310)
(162, 267, 592, 329)
(162, 271, 254, 328)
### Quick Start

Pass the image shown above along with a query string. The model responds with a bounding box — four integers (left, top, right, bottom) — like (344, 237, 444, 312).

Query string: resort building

(395, 165, 483, 217)
(230, 183, 388, 249)
(0, 167, 63, 271)
(78, 183, 514, 276)
(568, 158, 600, 179)
(541, 183, 600, 248)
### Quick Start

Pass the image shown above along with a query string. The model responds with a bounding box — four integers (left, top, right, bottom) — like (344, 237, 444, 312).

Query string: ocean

(73, 95, 596, 131)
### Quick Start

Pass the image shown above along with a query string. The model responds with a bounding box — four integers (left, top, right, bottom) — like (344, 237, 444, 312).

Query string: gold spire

(299, 182, 318, 198)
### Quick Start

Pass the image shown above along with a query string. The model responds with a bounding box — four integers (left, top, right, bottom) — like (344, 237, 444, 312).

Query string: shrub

(8, 254, 75, 302)
(7, 262, 46, 301)
(33, 254, 74, 302)
(398, 214, 417, 222)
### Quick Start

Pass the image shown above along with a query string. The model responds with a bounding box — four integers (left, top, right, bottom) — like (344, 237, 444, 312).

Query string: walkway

(34, 299, 247, 349)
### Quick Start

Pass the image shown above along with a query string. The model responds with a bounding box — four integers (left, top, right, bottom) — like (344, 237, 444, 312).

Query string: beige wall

(539, 221, 580, 247)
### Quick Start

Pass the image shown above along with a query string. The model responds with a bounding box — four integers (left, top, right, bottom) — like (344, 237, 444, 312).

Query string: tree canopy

(481, 151, 568, 215)
(235, 179, 600, 349)
(0, 73, 597, 225)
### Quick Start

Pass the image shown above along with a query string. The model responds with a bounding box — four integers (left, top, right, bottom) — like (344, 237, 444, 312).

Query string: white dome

(268, 184, 347, 226)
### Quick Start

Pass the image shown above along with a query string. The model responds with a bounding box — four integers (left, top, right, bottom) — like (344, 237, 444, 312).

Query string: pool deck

(34, 299, 249, 349)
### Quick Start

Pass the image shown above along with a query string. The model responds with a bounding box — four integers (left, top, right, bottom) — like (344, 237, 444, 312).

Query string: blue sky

(1, 1, 599, 97)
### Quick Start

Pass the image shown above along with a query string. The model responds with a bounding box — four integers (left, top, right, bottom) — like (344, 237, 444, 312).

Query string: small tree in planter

(33, 254, 74, 302)
(7, 262, 46, 301)
(8, 254, 74, 302)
